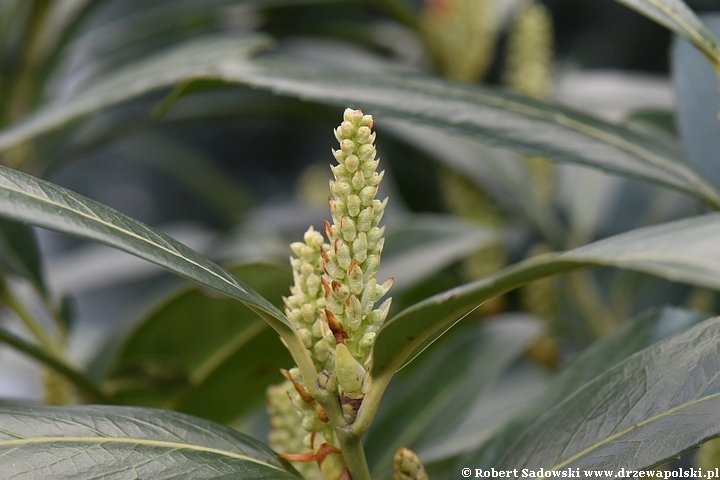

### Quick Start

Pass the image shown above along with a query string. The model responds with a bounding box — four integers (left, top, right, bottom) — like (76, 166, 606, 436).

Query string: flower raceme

(283, 108, 392, 399)
(269, 109, 393, 478)
(323, 108, 393, 391)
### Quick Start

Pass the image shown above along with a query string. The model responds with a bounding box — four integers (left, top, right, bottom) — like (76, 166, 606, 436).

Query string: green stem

(3, 0, 53, 125)
(2, 282, 62, 357)
(336, 429, 371, 480)
(0, 328, 108, 403)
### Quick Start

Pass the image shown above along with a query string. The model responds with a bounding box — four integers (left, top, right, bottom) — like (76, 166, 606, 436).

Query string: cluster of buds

(323, 108, 393, 401)
(284, 227, 332, 371)
(268, 109, 392, 479)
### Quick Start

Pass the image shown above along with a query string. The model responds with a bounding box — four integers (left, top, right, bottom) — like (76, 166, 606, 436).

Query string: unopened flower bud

(347, 194, 361, 217)
(335, 343, 366, 398)
(345, 154, 359, 173)
(359, 185, 378, 207)
(340, 216, 357, 241)
(345, 294, 363, 331)
(352, 169, 365, 190)
(347, 261, 364, 295)
(352, 232, 368, 263)
(340, 139, 355, 155)
(357, 206, 374, 232)
(335, 239, 351, 270)
(358, 144, 375, 161)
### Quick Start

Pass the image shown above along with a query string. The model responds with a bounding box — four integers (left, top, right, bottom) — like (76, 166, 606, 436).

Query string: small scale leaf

(0, 405, 298, 478)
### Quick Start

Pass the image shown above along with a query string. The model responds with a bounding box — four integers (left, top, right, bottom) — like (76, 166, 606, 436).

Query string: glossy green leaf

(364, 315, 542, 477)
(490, 315, 720, 472)
(615, 0, 720, 71)
(0, 35, 273, 152)
(384, 121, 566, 245)
(370, 213, 720, 385)
(0, 405, 298, 478)
(219, 58, 720, 208)
(463, 306, 707, 469)
(105, 262, 293, 424)
(2, 42, 719, 207)
(0, 164, 292, 335)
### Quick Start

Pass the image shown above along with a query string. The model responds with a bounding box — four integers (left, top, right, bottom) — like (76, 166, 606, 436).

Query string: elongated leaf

(0, 35, 273, 151)
(672, 16, 720, 188)
(615, 0, 720, 71)
(106, 262, 293, 424)
(217, 58, 720, 208)
(463, 306, 707, 469)
(0, 405, 298, 478)
(364, 315, 542, 476)
(0, 218, 45, 293)
(379, 215, 499, 291)
(0, 164, 292, 335)
(491, 315, 720, 472)
(369, 213, 720, 385)
(2, 41, 719, 207)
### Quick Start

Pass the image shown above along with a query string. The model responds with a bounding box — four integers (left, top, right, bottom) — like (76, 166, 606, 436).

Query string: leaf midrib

(0, 176, 252, 303)
(543, 391, 720, 475)
(0, 436, 285, 471)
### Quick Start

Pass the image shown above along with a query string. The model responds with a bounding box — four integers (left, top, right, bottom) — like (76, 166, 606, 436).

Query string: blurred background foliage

(2, 0, 720, 476)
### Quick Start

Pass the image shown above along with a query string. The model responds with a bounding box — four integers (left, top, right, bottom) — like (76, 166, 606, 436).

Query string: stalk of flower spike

(322, 108, 393, 401)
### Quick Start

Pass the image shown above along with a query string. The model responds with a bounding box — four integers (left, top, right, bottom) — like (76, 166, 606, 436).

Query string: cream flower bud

(357, 205, 374, 232)
(340, 139, 355, 155)
(347, 261, 364, 295)
(358, 144, 375, 161)
(335, 239, 351, 270)
(347, 194, 361, 217)
(345, 154, 359, 173)
(359, 185, 378, 206)
(352, 169, 365, 190)
(352, 232, 368, 263)
(345, 294, 363, 331)
(340, 216, 357, 241)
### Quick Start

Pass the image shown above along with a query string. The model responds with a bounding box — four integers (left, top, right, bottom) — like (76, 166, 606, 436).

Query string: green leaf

(384, 121, 566, 245)
(218, 58, 720, 208)
(105, 262, 294, 424)
(0, 405, 298, 478)
(380, 214, 499, 291)
(0, 164, 292, 335)
(0, 35, 273, 151)
(0, 217, 45, 294)
(463, 306, 707, 469)
(3, 43, 719, 207)
(672, 15, 720, 188)
(364, 315, 542, 477)
(369, 213, 720, 387)
(491, 315, 720, 472)
(615, 0, 720, 72)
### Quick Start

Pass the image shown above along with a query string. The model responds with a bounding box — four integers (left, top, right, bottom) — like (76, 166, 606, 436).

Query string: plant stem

(2, 0, 53, 125)
(1, 282, 62, 357)
(336, 429, 372, 480)
(0, 328, 108, 403)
